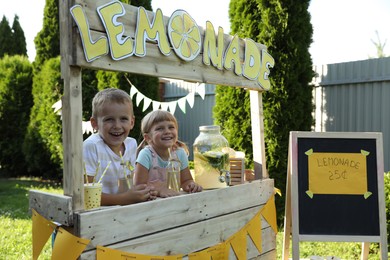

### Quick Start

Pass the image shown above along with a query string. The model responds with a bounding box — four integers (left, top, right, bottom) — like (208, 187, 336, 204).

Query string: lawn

(0, 178, 384, 259)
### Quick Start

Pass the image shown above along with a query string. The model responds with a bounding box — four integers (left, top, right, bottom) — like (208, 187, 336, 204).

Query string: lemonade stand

(29, 0, 277, 259)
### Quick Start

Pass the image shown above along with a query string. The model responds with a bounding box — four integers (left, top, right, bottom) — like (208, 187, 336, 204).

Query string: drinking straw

(119, 151, 131, 189)
(93, 161, 101, 185)
(83, 161, 89, 184)
(98, 161, 111, 184)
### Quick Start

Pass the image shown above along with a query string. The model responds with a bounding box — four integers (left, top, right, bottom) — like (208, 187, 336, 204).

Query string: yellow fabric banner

(261, 194, 278, 234)
(51, 227, 90, 260)
(229, 228, 247, 259)
(32, 209, 56, 260)
(247, 212, 262, 253)
(96, 245, 183, 259)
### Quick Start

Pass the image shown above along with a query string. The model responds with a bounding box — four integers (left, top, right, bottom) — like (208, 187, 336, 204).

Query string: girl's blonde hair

(137, 110, 189, 155)
(92, 88, 133, 119)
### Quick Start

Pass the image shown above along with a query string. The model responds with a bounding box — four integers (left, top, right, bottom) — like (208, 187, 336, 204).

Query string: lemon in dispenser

(193, 125, 230, 189)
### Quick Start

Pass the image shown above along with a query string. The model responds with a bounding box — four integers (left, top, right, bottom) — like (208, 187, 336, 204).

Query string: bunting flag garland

(51, 227, 90, 260)
(260, 194, 278, 234)
(31, 194, 276, 259)
(128, 82, 206, 114)
(32, 209, 57, 260)
(97, 246, 183, 260)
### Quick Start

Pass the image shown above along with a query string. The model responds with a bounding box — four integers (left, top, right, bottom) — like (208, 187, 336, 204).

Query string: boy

(83, 88, 157, 205)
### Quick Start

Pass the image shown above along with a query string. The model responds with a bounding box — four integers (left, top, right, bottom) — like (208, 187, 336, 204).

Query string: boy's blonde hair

(138, 110, 188, 155)
(92, 88, 133, 118)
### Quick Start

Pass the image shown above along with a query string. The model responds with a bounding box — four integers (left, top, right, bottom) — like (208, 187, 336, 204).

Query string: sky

(1, 0, 390, 66)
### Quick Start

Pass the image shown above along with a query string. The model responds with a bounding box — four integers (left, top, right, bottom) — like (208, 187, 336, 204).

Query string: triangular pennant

(188, 248, 211, 259)
(197, 83, 206, 100)
(130, 85, 138, 98)
(247, 212, 262, 253)
(177, 97, 187, 114)
(261, 195, 278, 234)
(142, 96, 152, 112)
(229, 228, 247, 260)
(82, 121, 93, 135)
(161, 102, 169, 111)
(136, 91, 145, 106)
(97, 246, 183, 260)
(51, 227, 90, 260)
(52, 100, 62, 114)
(208, 242, 229, 260)
(186, 91, 195, 108)
(152, 101, 161, 111)
(32, 209, 56, 260)
(168, 101, 177, 114)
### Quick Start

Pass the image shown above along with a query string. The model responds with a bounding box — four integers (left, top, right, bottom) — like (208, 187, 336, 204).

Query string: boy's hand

(183, 181, 203, 193)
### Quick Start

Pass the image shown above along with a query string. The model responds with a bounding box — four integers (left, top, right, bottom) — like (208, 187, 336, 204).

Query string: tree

(23, 57, 63, 179)
(11, 15, 27, 57)
(34, 0, 59, 70)
(371, 30, 387, 58)
(0, 16, 13, 58)
(215, 0, 314, 225)
(0, 55, 33, 176)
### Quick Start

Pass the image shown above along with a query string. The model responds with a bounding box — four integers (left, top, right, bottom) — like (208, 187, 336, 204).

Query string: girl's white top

(83, 133, 137, 194)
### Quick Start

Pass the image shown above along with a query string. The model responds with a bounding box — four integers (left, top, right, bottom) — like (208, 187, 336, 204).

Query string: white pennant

(161, 102, 169, 111)
(197, 83, 206, 100)
(136, 92, 144, 106)
(178, 97, 187, 114)
(142, 97, 152, 112)
(168, 101, 177, 114)
(186, 91, 195, 108)
(130, 86, 138, 98)
(152, 101, 161, 111)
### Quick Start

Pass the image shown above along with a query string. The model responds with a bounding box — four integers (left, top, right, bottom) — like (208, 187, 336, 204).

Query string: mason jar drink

(193, 125, 230, 189)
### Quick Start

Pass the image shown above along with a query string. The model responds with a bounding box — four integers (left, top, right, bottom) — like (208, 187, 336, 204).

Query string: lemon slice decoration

(168, 10, 201, 61)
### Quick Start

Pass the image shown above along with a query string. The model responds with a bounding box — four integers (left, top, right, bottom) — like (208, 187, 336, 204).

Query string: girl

(134, 110, 203, 197)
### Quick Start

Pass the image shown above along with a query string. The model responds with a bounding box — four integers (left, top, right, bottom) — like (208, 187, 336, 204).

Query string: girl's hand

(124, 184, 157, 203)
(183, 181, 203, 193)
(158, 187, 180, 198)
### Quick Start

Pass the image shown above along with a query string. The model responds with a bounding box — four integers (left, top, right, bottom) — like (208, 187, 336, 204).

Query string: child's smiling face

(92, 101, 134, 154)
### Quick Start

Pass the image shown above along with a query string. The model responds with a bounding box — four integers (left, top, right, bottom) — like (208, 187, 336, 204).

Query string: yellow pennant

(51, 227, 90, 260)
(229, 228, 247, 259)
(246, 212, 262, 253)
(96, 245, 183, 259)
(32, 209, 56, 260)
(261, 195, 278, 234)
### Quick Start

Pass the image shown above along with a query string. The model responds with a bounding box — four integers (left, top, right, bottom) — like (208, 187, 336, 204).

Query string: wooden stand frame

(283, 131, 388, 260)
(29, 0, 276, 258)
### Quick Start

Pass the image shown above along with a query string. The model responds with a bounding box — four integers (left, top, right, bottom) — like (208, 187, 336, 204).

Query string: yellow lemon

(168, 10, 201, 61)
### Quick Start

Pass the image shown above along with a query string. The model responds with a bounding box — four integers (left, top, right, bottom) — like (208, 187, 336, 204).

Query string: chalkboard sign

(283, 131, 388, 260)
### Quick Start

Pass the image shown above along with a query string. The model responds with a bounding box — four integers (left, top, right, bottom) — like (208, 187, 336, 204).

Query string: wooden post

(250, 90, 268, 179)
(60, 0, 84, 210)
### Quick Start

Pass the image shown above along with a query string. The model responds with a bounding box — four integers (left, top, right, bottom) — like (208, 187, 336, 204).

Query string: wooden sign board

(283, 131, 388, 259)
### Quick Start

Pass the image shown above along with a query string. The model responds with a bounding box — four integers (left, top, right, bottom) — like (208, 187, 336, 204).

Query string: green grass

(0, 178, 62, 260)
(0, 178, 386, 259)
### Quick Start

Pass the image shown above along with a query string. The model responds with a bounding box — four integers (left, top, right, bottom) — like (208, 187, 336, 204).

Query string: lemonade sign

(70, 0, 274, 90)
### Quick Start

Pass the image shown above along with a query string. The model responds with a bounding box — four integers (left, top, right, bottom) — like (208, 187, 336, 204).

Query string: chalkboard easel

(283, 131, 388, 259)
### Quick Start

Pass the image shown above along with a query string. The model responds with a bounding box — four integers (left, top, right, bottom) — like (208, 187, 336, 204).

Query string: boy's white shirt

(83, 133, 137, 194)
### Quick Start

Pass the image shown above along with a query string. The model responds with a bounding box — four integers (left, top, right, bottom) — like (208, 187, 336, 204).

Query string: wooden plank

(250, 91, 268, 179)
(29, 190, 73, 226)
(70, 0, 267, 90)
(60, 0, 84, 210)
(75, 180, 274, 249)
(80, 207, 276, 259)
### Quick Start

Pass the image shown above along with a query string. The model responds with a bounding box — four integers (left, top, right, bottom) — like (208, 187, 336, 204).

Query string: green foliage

(0, 55, 33, 177)
(23, 57, 63, 180)
(34, 0, 59, 71)
(11, 15, 27, 57)
(0, 178, 62, 259)
(0, 16, 14, 58)
(215, 0, 314, 226)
